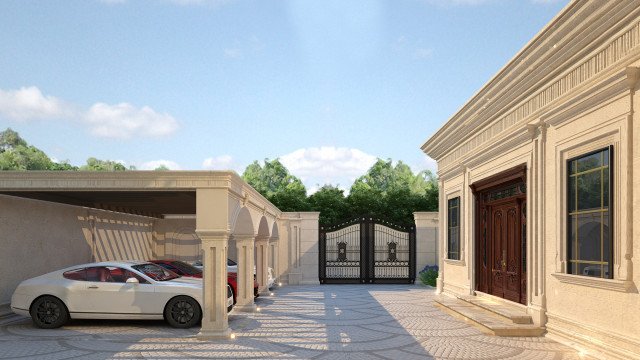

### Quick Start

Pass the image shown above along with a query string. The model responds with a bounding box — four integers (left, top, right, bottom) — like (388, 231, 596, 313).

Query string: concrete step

(434, 295, 545, 337)
(456, 295, 532, 324)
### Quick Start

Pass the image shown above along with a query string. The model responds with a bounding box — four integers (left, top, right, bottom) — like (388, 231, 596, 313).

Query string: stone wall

(0, 194, 154, 311)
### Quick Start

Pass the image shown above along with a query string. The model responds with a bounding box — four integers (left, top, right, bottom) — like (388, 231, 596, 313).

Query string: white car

(11, 261, 233, 329)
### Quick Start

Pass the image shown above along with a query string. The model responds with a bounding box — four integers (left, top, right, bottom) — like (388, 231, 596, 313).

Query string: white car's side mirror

(126, 277, 139, 284)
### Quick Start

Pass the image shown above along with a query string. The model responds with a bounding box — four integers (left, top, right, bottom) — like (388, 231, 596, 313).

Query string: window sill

(551, 273, 635, 293)
(444, 259, 466, 266)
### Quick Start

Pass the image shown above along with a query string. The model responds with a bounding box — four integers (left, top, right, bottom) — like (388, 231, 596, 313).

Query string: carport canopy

(0, 170, 282, 339)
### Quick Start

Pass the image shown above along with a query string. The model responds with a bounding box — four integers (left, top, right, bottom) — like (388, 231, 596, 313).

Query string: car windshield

(171, 261, 202, 276)
(132, 263, 180, 281)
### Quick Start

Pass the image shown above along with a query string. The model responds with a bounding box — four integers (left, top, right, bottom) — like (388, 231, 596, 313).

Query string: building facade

(421, 2, 640, 358)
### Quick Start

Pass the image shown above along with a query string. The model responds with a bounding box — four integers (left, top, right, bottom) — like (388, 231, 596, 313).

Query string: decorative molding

(626, 66, 640, 91)
(550, 273, 635, 293)
(195, 229, 230, 240)
(424, 10, 640, 165)
(444, 259, 466, 266)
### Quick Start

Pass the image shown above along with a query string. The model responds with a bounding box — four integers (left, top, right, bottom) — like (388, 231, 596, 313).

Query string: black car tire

(30, 296, 69, 329)
(164, 296, 201, 328)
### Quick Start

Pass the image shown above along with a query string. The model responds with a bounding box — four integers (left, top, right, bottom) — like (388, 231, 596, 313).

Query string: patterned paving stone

(0, 284, 581, 359)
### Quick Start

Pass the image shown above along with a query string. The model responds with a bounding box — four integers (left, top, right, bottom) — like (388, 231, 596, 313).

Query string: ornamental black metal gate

(319, 217, 416, 284)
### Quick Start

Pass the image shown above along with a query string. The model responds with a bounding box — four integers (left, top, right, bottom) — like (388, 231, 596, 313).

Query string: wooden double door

(473, 167, 527, 305)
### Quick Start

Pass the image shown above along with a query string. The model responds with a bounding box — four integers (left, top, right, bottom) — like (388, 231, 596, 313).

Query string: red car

(149, 260, 259, 305)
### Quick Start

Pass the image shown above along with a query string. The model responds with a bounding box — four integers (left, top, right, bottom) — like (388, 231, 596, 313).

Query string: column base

(196, 327, 232, 340)
(234, 303, 257, 312)
(435, 277, 444, 295)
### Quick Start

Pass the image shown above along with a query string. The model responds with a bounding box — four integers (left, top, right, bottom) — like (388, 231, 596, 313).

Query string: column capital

(196, 230, 229, 241)
(233, 234, 256, 243)
(626, 66, 640, 92)
(255, 235, 270, 243)
(269, 236, 279, 242)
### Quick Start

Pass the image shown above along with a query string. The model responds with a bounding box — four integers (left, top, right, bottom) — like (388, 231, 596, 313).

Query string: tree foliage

(0, 128, 124, 172)
(308, 185, 350, 226)
(242, 159, 309, 212)
(242, 158, 439, 226)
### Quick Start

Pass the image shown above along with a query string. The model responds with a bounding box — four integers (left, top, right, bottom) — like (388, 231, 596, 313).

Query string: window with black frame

(448, 197, 460, 260)
(567, 146, 612, 279)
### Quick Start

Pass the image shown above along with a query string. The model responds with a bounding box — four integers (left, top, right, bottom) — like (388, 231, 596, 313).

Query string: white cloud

(85, 102, 178, 139)
(139, 159, 182, 170)
(280, 147, 378, 192)
(416, 156, 437, 174)
(0, 86, 74, 121)
(202, 155, 237, 171)
(0, 86, 179, 140)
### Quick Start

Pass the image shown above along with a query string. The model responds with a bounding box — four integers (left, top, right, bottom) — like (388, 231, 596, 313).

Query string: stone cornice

(422, 1, 640, 165)
(0, 170, 282, 219)
(0, 171, 235, 190)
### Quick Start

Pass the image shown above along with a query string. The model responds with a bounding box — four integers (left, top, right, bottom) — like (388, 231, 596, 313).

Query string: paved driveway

(0, 284, 580, 359)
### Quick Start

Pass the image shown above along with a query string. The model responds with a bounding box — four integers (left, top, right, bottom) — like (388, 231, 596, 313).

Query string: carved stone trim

(429, 18, 640, 167)
(551, 273, 635, 293)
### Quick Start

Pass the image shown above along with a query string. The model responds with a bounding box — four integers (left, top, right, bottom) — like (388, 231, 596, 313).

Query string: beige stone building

(422, 1, 640, 358)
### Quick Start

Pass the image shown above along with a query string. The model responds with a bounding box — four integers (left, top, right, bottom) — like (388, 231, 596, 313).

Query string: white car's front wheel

(164, 296, 201, 328)
(30, 296, 69, 329)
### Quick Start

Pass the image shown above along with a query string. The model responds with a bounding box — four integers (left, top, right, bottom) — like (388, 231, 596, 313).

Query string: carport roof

(0, 171, 280, 219)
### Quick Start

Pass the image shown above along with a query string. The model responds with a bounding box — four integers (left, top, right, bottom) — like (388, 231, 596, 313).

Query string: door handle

(501, 250, 507, 270)
(88, 285, 99, 289)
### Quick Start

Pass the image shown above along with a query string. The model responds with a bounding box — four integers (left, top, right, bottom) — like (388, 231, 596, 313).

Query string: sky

(0, 0, 568, 194)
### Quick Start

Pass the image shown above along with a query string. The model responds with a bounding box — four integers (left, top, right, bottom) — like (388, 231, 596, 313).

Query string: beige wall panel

(414, 212, 439, 275)
(0, 194, 154, 307)
(154, 218, 200, 262)
(544, 95, 639, 355)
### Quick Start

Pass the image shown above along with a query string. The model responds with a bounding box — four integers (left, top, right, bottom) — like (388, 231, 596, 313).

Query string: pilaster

(233, 234, 256, 312)
(196, 231, 231, 339)
(255, 235, 270, 294)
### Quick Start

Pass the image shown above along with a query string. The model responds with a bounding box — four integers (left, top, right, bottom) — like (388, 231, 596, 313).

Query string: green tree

(347, 159, 438, 225)
(242, 159, 309, 212)
(154, 165, 170, 171)
(0, 128, 27, 151)
(0, 128, 56, 170)
(80, 157, 127, 171)
(308, 185, 349, 226)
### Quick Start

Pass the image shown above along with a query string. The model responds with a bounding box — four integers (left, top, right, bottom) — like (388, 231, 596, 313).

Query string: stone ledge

(551, 273, 636, 292)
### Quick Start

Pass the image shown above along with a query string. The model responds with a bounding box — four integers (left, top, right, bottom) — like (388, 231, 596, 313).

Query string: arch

(232, 207, 255, 236)
(257, 216, 270, 238)
(270, 221, 279, 240)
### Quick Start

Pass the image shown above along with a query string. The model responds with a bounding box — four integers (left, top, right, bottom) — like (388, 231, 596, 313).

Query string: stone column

(270, 236, 279, 286)
(196, 231, 231, 339)
(255, 236, 269, 293)
(234, 234, 256, 312)
(195, 188, 231, 340)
